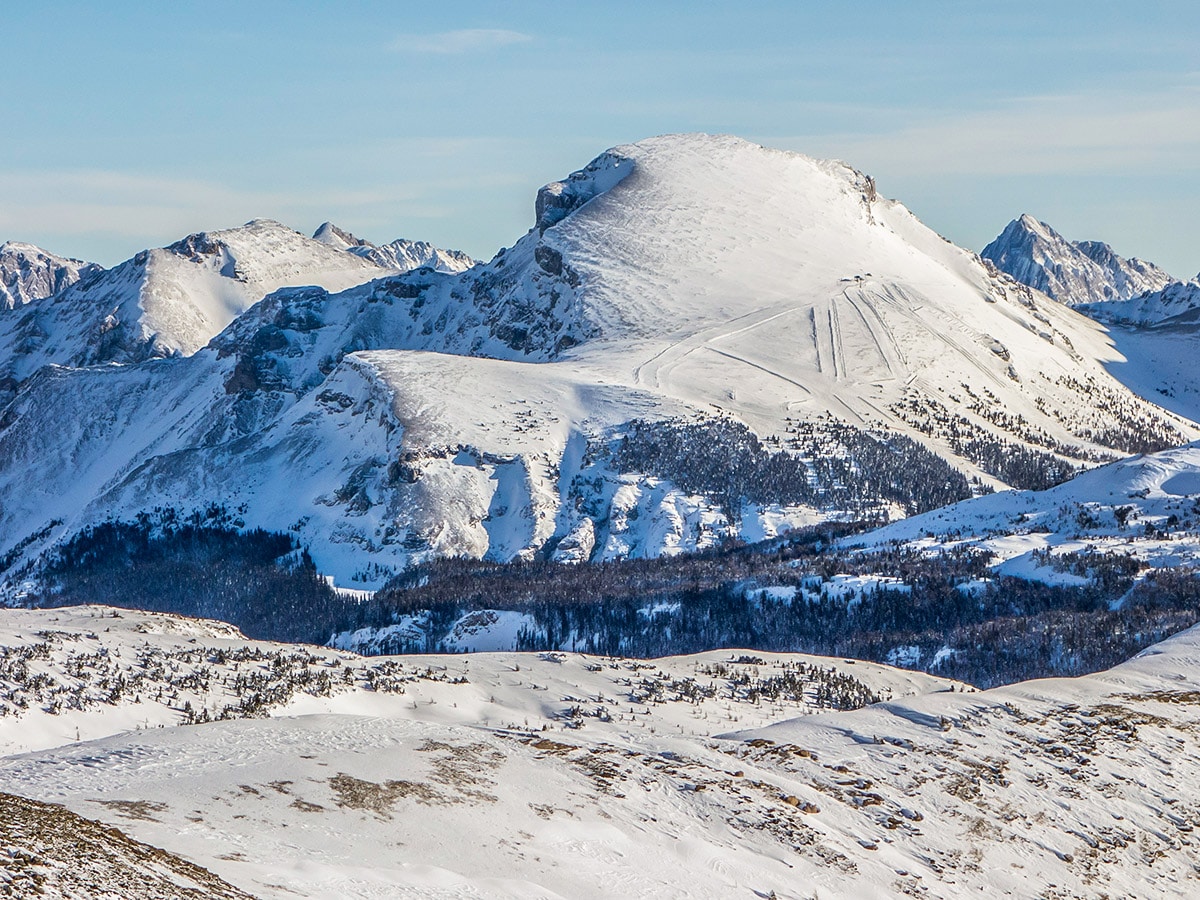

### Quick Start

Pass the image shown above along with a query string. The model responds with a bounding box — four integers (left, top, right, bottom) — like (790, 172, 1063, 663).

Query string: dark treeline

(343, 540, 1200, 688)
(29, 514, 1200, 689)
(32, 515, 352, 643)
(889, 391, 1087, 491)
(611, 416, 977, 519)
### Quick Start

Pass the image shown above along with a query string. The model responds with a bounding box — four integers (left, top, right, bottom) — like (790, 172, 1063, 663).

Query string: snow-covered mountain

(0, 240, 102, 310)
(982, 214, 1173, 306)
(0, 219, 388, 387)
(1078, 276, 1200, 326)
(3, 603, 1200, 898)
(848, 438, 1200, 595)
(0, 134, 1196, 589)
(981, 217, 1200, 422)
(313, 221, 477, 273)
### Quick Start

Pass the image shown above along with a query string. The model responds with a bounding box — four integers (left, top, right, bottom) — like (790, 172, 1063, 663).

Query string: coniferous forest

(25, 515, 1200, 689)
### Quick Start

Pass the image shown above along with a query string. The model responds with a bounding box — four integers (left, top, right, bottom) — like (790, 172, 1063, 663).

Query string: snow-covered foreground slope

(3, 604, 1200, 898)
(2, 134, 1194, 589)
(982, 214, 1174, 306)
(0, 240, 102, 310)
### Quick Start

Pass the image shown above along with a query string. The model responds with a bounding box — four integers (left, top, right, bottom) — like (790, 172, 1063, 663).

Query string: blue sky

(2, 1, 1198, 275)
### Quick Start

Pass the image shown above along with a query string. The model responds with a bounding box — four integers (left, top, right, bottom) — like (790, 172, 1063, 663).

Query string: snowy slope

(847, 440, 1200, 586)
(1, 134, 1196, 588)
(0, 219, 386, 384)
(983, 214, 1173, 306)
(1099, 319, 1200, 424)
(3, 604, 1200, 898)
(0, 240, 102, 310)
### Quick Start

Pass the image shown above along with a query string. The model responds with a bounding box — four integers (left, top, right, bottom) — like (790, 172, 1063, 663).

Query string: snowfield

(2, 605, 1200, 898)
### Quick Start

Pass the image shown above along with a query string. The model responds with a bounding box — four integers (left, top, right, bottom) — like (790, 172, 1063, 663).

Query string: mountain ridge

(0, 133, 1195, 590)
(313, 221, 477, 273)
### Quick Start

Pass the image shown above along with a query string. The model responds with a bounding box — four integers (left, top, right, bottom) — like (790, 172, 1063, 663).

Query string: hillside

(847, 439, 1200, 598)
(2, 604, 1200, 898)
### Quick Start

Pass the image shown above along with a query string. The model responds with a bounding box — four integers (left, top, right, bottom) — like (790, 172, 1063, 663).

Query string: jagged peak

(993, 214, 1061, 245)
(313, 222, 371, 250)
(0, 240, 46, 256)
(984, 215, 1173, 305)
(0, 241, 103, 310)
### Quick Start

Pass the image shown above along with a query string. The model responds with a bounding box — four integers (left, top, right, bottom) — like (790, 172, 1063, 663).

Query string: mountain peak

(0, 135, 1193, 586)
(1014, 212, 1050, 234)
(311, 220, 476, 274)
(0, 241, 103, 310)
(983, 215, 1173, 305)
(313, 221, 370, 251)
(0, 219, 388, 384)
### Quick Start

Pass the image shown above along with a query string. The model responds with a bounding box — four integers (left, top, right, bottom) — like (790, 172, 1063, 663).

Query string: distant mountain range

(312, 221, 477, 273)
(983, 213, 1200, 325)
(981, 214, 1174, 307)
(0, 134, 1194, 594)
(0, 220, 476, 392)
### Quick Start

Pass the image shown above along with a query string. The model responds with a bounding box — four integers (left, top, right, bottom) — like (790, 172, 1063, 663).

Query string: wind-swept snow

(3, 604, 1200, 898)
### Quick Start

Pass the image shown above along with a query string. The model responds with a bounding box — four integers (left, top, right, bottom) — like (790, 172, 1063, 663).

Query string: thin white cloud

(772, 87, 1200, 178)
(390, 29, 532, 55)
(0, 170, 453, 263)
